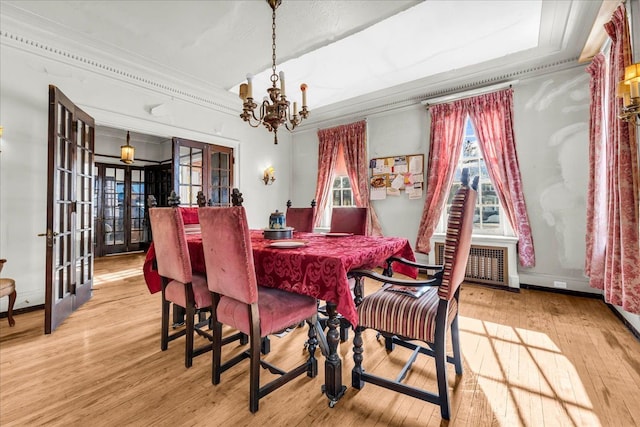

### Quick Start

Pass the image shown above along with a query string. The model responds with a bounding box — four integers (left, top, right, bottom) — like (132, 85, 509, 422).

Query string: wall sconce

(617, 63, 640, 124)
(262, 166, 276, 185)
(120, 131, 135, 164)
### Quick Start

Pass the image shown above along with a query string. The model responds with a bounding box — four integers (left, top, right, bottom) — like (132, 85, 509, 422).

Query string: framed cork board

(369, 154, 424, 200)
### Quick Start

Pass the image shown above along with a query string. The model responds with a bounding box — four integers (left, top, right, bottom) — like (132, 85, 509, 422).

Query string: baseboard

(606, 305, 640, 342)
(0, 304, 44, 319)
(519, 282, 602, 299)
(464, 281, 520, 293)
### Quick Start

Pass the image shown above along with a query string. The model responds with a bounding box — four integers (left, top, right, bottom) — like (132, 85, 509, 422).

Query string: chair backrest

(179, 207, 200, 225)
(199, 206, 258, 305)
(149, 208, 193, 284)
(286, 207, 315, 232)
(438, 185, 477, 301)
(0, 259, 5, 274)
(330, 207, 368, 235)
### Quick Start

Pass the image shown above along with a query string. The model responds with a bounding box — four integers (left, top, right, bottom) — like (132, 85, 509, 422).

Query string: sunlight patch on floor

(459, 316, 601, 427)
(93, 268, 141, 286)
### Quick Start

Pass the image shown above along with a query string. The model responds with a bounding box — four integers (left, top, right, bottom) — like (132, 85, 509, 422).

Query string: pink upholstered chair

(199, 206, 318, 413)
(329, 207, 368, 235)
(285, 199, 316, 232)
(0, 259, 16, 327)
(149, 207, 214, 368)
(348, 176, 477, 420)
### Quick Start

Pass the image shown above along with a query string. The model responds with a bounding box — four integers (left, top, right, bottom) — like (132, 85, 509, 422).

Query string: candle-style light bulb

(300, 83, 308, 107)
(246, 73, 253, 99)
(279, 71, 286, 97)
(239, 83, 248, 101)
(293, 101, 298, 116)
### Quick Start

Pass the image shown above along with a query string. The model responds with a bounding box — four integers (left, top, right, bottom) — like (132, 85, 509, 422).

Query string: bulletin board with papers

(369, 154, 424, 200)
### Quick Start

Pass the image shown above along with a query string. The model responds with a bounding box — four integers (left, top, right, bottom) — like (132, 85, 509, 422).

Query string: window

(439, 116, 512, 235)
(332, 176, 354, 207)
(321, 145, 355, 227)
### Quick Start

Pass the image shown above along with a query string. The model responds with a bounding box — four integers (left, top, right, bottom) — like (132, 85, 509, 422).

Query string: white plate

(268, 241, 306, 249)
(324, 232, 353, 237)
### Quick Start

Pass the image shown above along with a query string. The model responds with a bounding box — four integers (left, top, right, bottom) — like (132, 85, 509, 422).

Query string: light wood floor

(1, 253, 639, 426)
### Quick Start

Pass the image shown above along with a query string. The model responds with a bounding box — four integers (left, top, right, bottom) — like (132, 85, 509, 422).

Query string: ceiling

(1, 0, 604, 119)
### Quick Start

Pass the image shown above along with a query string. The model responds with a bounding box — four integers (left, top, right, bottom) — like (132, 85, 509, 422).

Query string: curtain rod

(421, 80, 518, 108)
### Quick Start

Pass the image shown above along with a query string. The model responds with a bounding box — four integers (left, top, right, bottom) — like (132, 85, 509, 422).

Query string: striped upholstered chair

(348, 175, 477, 420)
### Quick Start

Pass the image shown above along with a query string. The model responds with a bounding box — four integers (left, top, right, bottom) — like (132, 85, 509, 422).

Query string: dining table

(143, 229, 417, 407)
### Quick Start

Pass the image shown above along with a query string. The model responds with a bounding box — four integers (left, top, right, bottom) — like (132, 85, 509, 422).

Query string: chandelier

(239, 0, 309, 144)
(617, 63, 640, 124)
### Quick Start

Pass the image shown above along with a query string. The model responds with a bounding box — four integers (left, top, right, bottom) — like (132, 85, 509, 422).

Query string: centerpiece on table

(263, 209, 294, 239)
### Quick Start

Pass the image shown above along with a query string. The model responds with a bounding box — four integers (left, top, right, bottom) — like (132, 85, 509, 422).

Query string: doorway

(94, 163, 146, 256)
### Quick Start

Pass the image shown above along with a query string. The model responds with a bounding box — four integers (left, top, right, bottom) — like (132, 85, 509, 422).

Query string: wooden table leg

(321, 301, 346, 407)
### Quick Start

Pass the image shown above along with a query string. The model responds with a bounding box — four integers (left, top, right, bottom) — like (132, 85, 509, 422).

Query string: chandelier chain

(271, 8, 277, 86)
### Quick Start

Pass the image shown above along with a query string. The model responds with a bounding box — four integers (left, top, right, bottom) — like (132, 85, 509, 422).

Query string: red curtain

(315, 121, 383, 236)
(596, 5, 639, 313)
(313, 129, 340, 228)
(415, 101, 467, 253)
(585, 53, 607, 288)
(466, 89, 535, 267)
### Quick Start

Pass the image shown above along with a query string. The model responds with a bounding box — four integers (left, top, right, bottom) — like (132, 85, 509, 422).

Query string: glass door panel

(95, 163, 145, 255)
(130, 169, 145, 244)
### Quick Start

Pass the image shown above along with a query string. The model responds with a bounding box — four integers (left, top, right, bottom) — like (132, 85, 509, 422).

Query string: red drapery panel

(466, 88, 535, 267)
(585, 53, 607, 288)
(315, 121, 383, 235)
(313, 129, 340, 228)
(415, 101, 467, 253)
(598, 5, 640, 313)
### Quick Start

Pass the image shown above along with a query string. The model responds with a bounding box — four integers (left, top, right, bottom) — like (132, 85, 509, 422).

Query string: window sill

(431, 233, 518, 245)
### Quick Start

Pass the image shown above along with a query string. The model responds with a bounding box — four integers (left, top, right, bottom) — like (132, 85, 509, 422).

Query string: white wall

(514, 67, 592, 291)
(0, 41, 293, 311)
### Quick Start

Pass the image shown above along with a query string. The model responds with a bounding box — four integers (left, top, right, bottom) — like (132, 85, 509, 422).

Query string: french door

(172, 138, 234, 206)
(94, 163, 146, 256)
(45, 85, 95, 334)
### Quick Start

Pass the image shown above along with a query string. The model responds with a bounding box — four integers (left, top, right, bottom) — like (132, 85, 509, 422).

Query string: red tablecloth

(143, 231, 417, 327)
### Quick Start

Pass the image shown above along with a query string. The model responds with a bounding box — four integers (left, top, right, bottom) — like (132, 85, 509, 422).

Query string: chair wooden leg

(161, 298, 170, 351)
(240, 333, 249, 345)
(261, 336, 270, 355)
(249, 321, 261, 413)
(352, 326, 365, 389)
(451, 315, 463, 375)
(435, 306, 450, 420)
(306, 318, 318, 378)
(185, 304, 195, 368)
(212, 320, 222, 385)
(384, 335, 394, 351)
(339, 317, 350, 342)
(7, 289, 16, 327)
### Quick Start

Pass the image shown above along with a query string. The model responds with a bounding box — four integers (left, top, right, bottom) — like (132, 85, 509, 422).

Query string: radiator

(434, 242, 508, 287)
